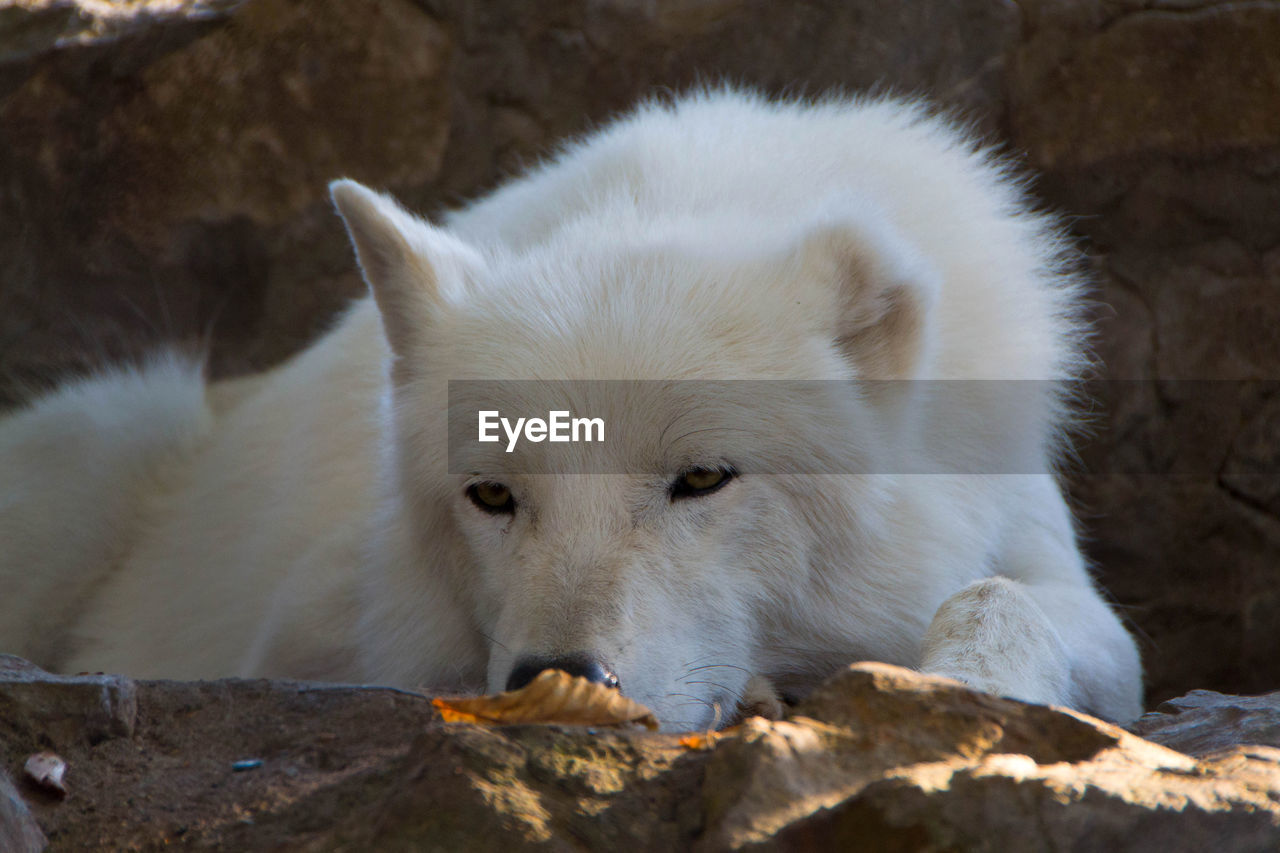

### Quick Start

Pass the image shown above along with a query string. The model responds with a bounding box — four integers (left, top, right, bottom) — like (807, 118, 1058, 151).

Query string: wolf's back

(0, 355, 211, 668)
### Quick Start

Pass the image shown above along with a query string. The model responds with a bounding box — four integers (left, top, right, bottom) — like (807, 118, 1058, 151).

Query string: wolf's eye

(467, 482, 515, 514)
(671, 466, 735, 500)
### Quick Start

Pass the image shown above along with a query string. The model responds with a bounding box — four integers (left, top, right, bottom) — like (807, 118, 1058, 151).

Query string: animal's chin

(645, 695, 742, 733)
(653, 713, 722, 734)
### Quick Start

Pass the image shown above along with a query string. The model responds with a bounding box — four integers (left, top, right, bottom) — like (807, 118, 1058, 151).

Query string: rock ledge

(2, 657, 1277, 851)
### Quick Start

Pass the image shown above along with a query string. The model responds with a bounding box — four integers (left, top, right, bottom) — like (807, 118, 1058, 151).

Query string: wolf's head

(330, 179, 943, 730)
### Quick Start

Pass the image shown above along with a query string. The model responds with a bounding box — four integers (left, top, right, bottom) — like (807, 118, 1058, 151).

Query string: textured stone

(1, 661, 1277, 850)
(0, 0, 449, 402)
(0, 769, 46, 853)
(0, 655, 136, 749)
(1010, 1, 1280, 169)
(1131, 688, 1280, 758)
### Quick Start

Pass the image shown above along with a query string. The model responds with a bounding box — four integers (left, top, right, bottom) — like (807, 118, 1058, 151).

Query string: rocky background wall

(2, 0, 1278, 709)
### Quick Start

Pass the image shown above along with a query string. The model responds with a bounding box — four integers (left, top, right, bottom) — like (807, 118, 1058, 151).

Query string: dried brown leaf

(432, 669, 659, 730)
(678, 725, 744, 750)
(678, 731, 719, 750)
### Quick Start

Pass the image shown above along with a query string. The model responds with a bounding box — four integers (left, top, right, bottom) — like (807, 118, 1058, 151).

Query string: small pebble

(231, 759, 263, 772)
(24, 751, 68, 795)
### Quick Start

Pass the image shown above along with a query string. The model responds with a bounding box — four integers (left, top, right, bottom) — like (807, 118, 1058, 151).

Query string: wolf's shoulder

(448, 88, 1017, 247)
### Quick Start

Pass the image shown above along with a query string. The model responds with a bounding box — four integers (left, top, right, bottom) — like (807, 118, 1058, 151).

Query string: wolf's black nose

(506, 653, 619, 692)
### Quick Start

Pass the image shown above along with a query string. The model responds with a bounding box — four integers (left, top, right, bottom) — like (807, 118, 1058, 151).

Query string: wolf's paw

(924, 665, 1068, 707)
(919, 576, 1073, 708)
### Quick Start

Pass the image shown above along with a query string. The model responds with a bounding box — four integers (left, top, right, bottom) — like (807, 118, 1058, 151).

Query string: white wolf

(0, 90, 1142, 727)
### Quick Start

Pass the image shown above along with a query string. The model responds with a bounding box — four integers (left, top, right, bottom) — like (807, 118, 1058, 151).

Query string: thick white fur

(0, 90, 1142, 726)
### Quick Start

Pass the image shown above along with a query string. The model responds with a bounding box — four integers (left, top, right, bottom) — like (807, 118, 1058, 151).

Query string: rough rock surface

(0, 769, 46, 853)
(0, 656, 137, 747)
(1, 657, 1278, 851)
(1132, 687, 1280, 758)
(0, 0, 1277, 707)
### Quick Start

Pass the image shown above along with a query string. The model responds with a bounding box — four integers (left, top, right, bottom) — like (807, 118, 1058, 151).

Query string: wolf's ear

(797, 209, 940, 379)
(330, 179, 484, 356)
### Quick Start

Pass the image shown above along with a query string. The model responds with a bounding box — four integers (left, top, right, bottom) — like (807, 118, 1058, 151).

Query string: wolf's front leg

(919, 490, 1143, 723)
(920, 576, 1074, 707)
